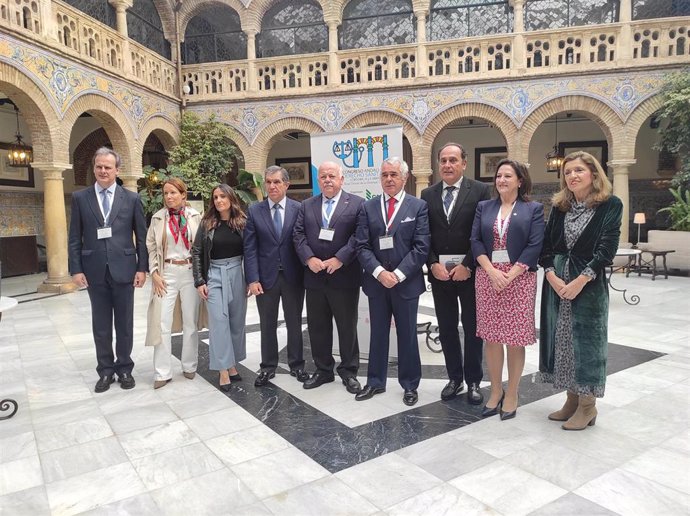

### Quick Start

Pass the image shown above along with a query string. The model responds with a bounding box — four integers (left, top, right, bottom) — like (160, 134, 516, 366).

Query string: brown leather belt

(164, 258, 192, 265)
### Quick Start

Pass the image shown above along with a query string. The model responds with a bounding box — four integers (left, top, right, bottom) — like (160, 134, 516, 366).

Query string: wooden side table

(0, 296, 19, 421)
(629, 250, 676, 280)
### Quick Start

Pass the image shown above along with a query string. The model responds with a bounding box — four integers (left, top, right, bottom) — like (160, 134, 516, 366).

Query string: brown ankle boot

(548, 390, 578, 421)
(562, 395, 597, 430)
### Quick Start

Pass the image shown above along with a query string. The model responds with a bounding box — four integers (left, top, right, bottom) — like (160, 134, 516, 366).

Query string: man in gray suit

(293, 161, 365, 394)
(69, 148, 148, 393)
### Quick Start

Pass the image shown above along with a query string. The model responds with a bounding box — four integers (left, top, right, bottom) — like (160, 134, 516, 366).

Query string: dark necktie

(273, 204, 282, 237)
(386, 196, 396, 223)
(323, 198, 334, 228)
(443, 186, 456, 218)
(101, 189, 111, 223)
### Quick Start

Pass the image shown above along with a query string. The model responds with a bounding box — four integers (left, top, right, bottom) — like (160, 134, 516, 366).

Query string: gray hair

(381, 157, 409, 178)
(319, 161, 343, 178)
(92, 147, 121, 169)
(264, 165, 289, 183)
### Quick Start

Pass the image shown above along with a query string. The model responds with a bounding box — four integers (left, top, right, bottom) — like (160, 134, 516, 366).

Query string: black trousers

(306, 286, 359, 378)
(256, 272, 305, 373)
(431, 277, 484, 385)
(87, 267, 135, 377)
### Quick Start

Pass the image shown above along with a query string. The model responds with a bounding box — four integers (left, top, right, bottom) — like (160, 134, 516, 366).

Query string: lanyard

(496, 201, 516, 242)
(380, 193, 404, 234)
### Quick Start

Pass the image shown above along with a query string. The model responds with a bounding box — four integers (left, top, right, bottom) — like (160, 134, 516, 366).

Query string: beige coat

(145, 206, 207, 346)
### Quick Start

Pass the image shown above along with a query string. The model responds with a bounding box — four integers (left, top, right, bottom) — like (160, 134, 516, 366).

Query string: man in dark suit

(421, 142, 491, 404)
(293, 161, 365, 394)
(355, 157, 430, 406)
(245, 165, 308, 387)
(68, 147, 148, 393)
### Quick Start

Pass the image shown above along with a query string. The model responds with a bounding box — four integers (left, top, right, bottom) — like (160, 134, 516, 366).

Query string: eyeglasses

(563, 167, 590, 177)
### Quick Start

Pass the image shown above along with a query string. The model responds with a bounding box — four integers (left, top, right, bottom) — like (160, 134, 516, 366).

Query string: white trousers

(154, 263, 199, 380)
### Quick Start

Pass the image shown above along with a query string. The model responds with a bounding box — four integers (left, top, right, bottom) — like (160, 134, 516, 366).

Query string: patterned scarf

(168, 207, 190, 249)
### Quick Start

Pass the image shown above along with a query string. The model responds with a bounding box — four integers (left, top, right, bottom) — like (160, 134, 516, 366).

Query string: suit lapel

(388, 195, 412, 235)
(259, 200, 278, 241)
(280, 199, 296, 242)
(311, 195, 324, 228)
(328, 192, 349, 227)
(86, 187, 105, 226)
(431, 182, 447, 224)
(449, 178, 472, 225)
(107, 185, 125, 225)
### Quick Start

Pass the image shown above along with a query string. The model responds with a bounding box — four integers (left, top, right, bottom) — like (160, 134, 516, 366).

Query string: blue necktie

(273, 204, 282, 237)
(101, 189, 111, 223)
(323, 198, 334, 228)
(443, 186, 455, 218)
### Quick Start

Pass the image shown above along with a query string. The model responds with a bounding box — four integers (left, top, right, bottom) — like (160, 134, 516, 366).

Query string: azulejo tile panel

(0, 192, 44, 237)
(188, 71, 667, 144)
(0, 33, 179, 138)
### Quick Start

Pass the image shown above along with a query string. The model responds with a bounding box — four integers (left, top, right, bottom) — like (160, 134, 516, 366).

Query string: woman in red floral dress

(471, 159, 545, 420)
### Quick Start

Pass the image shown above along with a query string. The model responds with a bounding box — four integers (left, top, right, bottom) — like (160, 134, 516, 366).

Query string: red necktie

(387, 197, 396, 223)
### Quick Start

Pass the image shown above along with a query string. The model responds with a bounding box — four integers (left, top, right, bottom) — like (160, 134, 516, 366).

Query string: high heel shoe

(219, 373, 231, 392)
(229, 373, 242, 382)
(500, 395, 518, 421)
(481, 391, 505, 418)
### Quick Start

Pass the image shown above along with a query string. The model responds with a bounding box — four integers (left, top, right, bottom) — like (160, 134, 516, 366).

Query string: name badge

(97, 227, 112, 240)
(319, 228, 335, 241)
(379, 235, 394, 250)
(492, 250, 510, 263)
(439, 254, 466, 272)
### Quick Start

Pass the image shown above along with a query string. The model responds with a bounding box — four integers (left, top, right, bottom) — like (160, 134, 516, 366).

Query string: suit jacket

(244, 197, 303, 290)
(355, 194, 430, 300)
(68, 184, 148, 284)
(420, 177, 491, 275)
(470, 199, 545, 270)
(293, 191, 365, 290)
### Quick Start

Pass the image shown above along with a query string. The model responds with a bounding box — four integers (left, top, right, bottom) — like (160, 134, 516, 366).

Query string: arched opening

(257, 0, 327, 58)
(127, 0, 171, 59)
(431, 117, 508, 187)
(267, 130, 313, 200)
(182, 5, 246, 64)
(341, 0, 415, 49)
(61, 0, 117, 28)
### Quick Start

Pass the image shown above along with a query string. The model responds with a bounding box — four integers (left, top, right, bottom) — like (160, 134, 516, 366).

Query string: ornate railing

(0, 0, 177, 97)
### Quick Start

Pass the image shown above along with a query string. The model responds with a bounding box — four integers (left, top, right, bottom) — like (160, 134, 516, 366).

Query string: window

(429, 0, 513, 40)
(63, 0, 116, 28)
(127, 0, 171, 59)
(341, 0, 415, 49)
(183, 6, 246, 63)
(525, 0, 619, 30)
(632, 0, 690, 19)
(257, 0, 327, 58)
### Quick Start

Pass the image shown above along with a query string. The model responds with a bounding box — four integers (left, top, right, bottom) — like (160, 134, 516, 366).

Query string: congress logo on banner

(310, 125, 403, 198)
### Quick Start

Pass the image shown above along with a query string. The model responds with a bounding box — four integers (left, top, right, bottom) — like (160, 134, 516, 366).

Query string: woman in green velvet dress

(538, 151, 622, 431)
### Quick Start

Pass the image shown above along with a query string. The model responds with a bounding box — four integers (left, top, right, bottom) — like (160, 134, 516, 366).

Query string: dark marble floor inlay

(173, 328, 663, 474)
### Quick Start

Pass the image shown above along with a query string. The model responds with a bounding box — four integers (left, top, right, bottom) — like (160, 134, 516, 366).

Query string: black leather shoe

(403, 389, 418, 406)
(95, 375, 115, 393)
(303, 371, 335, 389)
(441, 380, 465, 401)
(254, 371, 275, 387)
(355, 384, 385, 401)
(229, 373, 242, 382)
(467, 383, 483, 405)
(290, 369, 309, 382)
(342, 376, 362, 394)
(481, 392, 505, 418)
(118, 373, 135, 390)
(500, 408, 517, 421)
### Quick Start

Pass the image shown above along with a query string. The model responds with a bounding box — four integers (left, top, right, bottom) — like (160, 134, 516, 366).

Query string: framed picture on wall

(286, 189, 312, 202)
(276, 157, 312, 188)
(558, 141, 609, 173)
(0, 143, 35, 187)
(475, 147, 507, 182)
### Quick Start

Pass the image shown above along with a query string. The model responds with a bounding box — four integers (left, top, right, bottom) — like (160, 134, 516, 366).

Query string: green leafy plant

(658, 187, 690, 231)
(656, 69, 690, 190)
(235, 169, 264, 206)
(137, 165, 184, 215)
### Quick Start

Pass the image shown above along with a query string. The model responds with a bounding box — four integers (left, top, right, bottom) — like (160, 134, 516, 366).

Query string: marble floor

(0, 271, 689, 515)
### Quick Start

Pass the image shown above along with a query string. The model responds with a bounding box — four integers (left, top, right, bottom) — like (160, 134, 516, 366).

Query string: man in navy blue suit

(244, 165, 308, 387)
(68, 147, 148, 393)
(355, 157, 430, 406)
(293, 161, 365, 394)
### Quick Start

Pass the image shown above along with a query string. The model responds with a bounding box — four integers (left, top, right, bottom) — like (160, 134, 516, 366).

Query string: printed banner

(309, 125, 404, 198)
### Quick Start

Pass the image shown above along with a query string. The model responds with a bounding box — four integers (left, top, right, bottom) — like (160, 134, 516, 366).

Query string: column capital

(413, 8, 429, 18)
(108, 0, 133, 11)
(31, 162, 72, 174)
(608, 159, 636, 170)
(508, 0, 525, 7)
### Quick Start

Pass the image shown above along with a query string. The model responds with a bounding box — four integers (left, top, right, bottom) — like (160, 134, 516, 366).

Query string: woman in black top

(192, 184, 247, 391)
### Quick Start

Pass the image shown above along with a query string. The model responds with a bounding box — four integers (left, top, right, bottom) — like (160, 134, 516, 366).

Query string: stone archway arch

(248, 0, 333, 28)
(61, 93, 136, 179)
(520, 96, 624, 161)
(150, 0, 177, 43)
(0, 61, 60, 164)
(138, 116, 180, 156)
(336, 0, 425, 21)
(179, 0, 249, 38)
(625, 94, 665, 154)
(249, 116, 324, 172)
(342, 110, 422, 152)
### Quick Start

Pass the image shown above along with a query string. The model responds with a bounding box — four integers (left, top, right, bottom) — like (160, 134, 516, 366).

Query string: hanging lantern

(545, 115, 563, 174)
(8, 106, 32, 168)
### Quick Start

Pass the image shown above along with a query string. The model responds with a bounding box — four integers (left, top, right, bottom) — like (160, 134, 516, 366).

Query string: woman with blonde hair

(192, 184, 248, 391)
(145, 178, 202, 389)
(539, 151, 622, 430)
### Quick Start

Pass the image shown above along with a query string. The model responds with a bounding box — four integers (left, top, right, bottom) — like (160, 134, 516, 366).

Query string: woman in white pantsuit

(145, 178, 202, 389)
(192, 184, 247, 391)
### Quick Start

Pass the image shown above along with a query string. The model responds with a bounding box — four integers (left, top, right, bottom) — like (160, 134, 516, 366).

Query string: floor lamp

(633, 212, 646, 248)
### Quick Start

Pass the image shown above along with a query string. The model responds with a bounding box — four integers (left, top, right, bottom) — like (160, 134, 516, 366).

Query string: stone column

(413, 168, 433, 196)
(327, 21, 340, 87)
(510, 0, 526, 70)
(245, 30, 258, 93)
(618, 0, 633, 62)
(415, 10, 428, 78)
(108, 0, 133, 38)
(609, 159, 636, 244)
(32, 163, 78, 294)
(119, 175, 140, 193)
